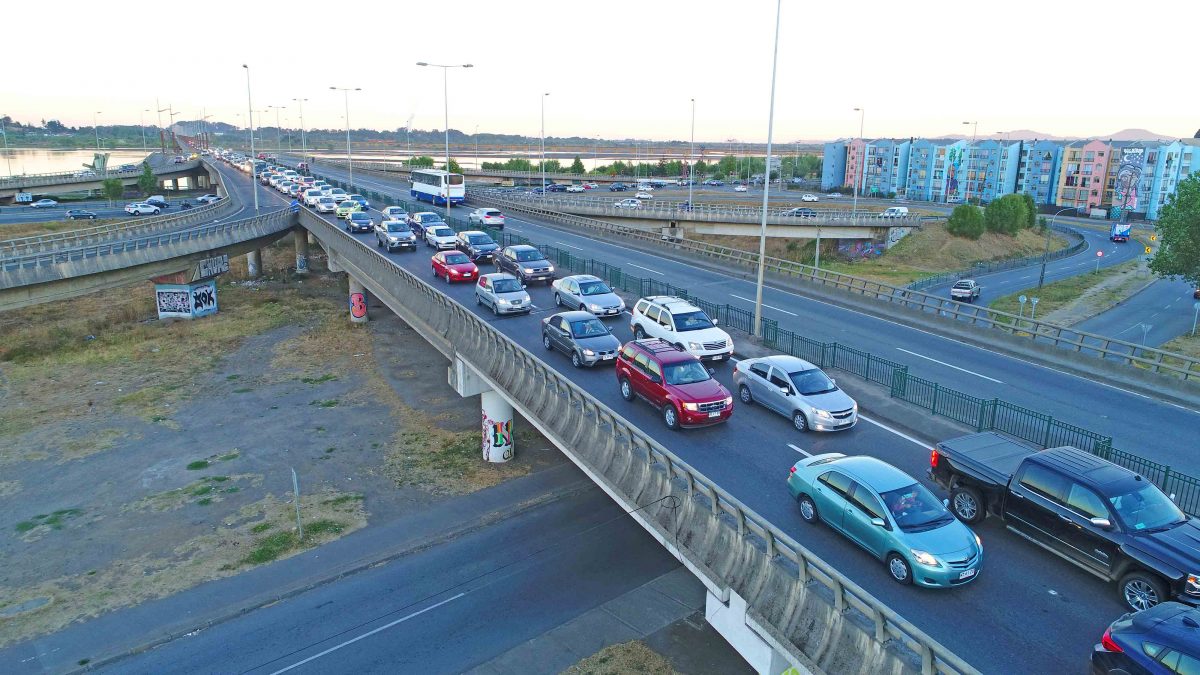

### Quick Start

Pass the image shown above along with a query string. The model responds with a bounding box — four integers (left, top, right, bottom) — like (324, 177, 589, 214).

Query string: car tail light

(930, 449, 939, 468)
(1099, 628, 1122, 652)
(789, 465, 797, 474)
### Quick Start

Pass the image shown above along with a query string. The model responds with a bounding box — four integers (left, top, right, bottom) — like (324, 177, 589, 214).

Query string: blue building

(902, 139, 941, 201)
(1016, 140, 1063, 206)
(862, 139, 911, 198)
(821, 141, 847, 190)
(1143, 140, 1197, 221)
(958, 140, 1022, 203)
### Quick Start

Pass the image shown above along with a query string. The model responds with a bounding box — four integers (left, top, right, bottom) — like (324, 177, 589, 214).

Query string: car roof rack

(633, 338, 684, 353)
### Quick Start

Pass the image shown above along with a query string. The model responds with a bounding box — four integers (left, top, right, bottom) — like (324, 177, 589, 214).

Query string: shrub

(946, 205, 985, 239)
(984, 194, 1029, 235)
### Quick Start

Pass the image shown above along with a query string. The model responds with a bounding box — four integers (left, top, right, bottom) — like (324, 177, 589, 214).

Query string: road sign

(1145, 246, 1153, 254)
(1019, 295, 1027, 304)
(1150, 234, 1157, 241)
(1096, 251, 1104, 257)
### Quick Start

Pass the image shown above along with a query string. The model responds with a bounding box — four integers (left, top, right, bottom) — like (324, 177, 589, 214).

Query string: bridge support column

(294, 230, 309, 274)
(705, 590, 796, 675)
(348, 277, 368, 324)
(307, 231, 316, 246)
(246, 250, 262, 279)
(448, 356, 514, 463)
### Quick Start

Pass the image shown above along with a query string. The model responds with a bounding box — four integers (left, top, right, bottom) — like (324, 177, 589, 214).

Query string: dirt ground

(0, 237, 562, 647)
(562, 640, 680, 675)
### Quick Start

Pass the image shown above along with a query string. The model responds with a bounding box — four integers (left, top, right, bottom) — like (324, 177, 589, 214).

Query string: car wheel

(886, 553, 913, 585)
(662, 404, 680, 430)
(377, 238, 382, 248)
(634, 325, 646, 339)
(619, 378, 634, 401)
(542, 335, 553, 351)
(1120, 572, 1166, 612)
(554, 293, 562, 307)
(444, 272, 451, 283)
(792, 411, 809, 432)
(738, 385, 753, 405)
(492, 302, 500, 317)
(432, 266, 438, 277)
(571, 351, 583, 368)
(798, 494, 819, 524)
(475, 295, 482, 306)
(153, 209, 160, 215)
(950, 486, 985, 524)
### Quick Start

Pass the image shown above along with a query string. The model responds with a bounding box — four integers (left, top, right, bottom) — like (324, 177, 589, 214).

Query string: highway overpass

(0, 154, 210, 202)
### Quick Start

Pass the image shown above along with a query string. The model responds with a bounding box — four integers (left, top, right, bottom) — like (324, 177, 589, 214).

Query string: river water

(0, 149, 155, 177)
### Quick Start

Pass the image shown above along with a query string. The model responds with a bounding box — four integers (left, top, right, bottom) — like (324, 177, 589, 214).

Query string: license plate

(708, 411, 721, 418)
(711, 354, 723, 361)
(958, 569, 976, 580)
(602, 354, 615, 360)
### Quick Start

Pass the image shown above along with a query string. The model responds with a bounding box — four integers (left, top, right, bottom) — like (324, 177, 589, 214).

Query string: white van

(881, 206, 909, 218)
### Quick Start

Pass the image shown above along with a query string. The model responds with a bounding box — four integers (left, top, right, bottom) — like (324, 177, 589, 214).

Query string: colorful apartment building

(1017, 140, 1062, 205)
(902, 140, 939, 201)
(821, 141, 847, 191)
(961, 140, 1022, 203)
(844, 138, 866, 193)
(1054, 140, 1111, 211)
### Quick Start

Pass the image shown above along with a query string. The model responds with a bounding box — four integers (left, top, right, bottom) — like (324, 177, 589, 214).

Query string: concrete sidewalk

(1, 463, 593, 674)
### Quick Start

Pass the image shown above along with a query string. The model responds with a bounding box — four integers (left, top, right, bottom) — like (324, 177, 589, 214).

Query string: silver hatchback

(551, 274, 625, 317)
(733, 355, 857, 432)
(474, 273, 532, 316)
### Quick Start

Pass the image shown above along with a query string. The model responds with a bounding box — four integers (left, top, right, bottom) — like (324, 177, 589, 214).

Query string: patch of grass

(78, 659, 90, 667)
(310, 399, 339, 408)
(243, 531, 298, 565)
(300, 374, 337, 384)
(186, 460, 210, 471)
(563, 640, 678, 675)
(15, 521, 36, 533)
(150, 415, 169, 423)
(204, 476, 230, 483)
(217, 452, 239, 462)
(305, 520, 345, 536)
(16, 509, 83, 533)
(192, 485, 214, 496)
(988, 260, 1136, 318)
(325, 447, 336, 454)
(225, 374, 240, 381)
(232, 387, 253, 394)
(196, 498, 213, 506)
(323, 494, 364, 507)
(221, 487, 239, 494)
(250, 522, 273, 534)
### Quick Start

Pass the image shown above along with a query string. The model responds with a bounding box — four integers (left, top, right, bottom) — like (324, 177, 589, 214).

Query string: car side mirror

(1170, 493, 1177, 502)
(830, 378, 836, 386)
(778, 387, 790, 396)
(648, 374, 662, 384)
(1089, 517, 1112, 529)
(870, 517, 887, 528)
(711, 319, 719, 326)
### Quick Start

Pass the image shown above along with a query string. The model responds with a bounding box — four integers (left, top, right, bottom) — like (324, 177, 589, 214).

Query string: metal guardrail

(0, 158, 202, 190)
(906, 223, 1088, 291)
(300, 209, 977, 675)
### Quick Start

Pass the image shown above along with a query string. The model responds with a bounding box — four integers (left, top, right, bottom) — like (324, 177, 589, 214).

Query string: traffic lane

(103, 486, 680, 675)
(303, 163, 1200, 471)
(325, 216, 1119, 674)
(1074, 278, 1198, 348)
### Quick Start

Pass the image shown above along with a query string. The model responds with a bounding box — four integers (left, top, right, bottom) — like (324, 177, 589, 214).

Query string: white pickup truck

(950, 279, 981, 303)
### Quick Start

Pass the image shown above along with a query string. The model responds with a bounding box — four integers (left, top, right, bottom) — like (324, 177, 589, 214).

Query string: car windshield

(880, 483, 952, 531)
(570, 319, 609, 338)
(384, 223, 408, 233)
(789, 369, 837, 396)
(579, 281, 612, 296)
(444, 253, 470, 264)
(1109, 483, 1187, 532)
(671, 310, 714, 332)
(468, 235, 494, 245)
(430, 227, 453, 237)
(515, 249, 545, 262)
(663, 361, 711, 386)
(483, 210, 500, 217)
(492, 279, 522, 293)
(319, 198, 333, 204)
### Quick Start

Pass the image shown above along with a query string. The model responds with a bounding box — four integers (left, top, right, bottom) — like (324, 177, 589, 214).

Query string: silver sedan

(551, 275, 625, 317)
(474, 273, 532, 316)
(732, 355, 857, 432)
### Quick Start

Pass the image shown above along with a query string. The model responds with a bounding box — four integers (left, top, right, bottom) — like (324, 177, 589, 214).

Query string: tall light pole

(1037, 207, 1076, 289)
(200, 110, 211, 150)
(0, 119, 12, 177)
(156, 101, 170, 155)
(851, 107, 865, 216)
(330, 86, 361, 185)
(242, 64, 260, 212)
(474, 124, 480, 170)
(752, 0, 783, 338)
(540, 92, 549, 192)
(962, 120, 978, 204)
(140, 109, 149, 152)
(268, 105, 286, 156)
(416, 62, 473, 173)
(93, 111, 102, 150)
(292, 97, 308, 162)
(688, 97, 696, 207)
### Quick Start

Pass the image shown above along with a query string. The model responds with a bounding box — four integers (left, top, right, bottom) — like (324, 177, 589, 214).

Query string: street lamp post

(156, 100, 169, 155)
(268, 105, 286, 157)
(752, 0, 783, 338)
(93, 111, 102, 150)
(241, 64, 260, 212)
(330, 86, 361, 185)
(0, 120, 11, 177)
(416, 61, 473, 174)
(293, 98, 309, 163)
(474, 124, 480, 171)
(962, 120, 978, 204)
(852, 107, 865, 217)
(200, 110, 211, 150)
(540, 92, 549, 192)
(1037, 207, 1076, 289)
(688, 98, 696, 207)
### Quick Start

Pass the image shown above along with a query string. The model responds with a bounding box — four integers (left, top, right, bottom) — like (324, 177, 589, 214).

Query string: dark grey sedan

(540, 311, 621, 368)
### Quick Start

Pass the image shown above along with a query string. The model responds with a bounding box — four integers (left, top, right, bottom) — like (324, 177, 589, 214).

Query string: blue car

(1092, 602, 1200, 673)
(347, 194, 370, 209)
(787, 453, 983, 588)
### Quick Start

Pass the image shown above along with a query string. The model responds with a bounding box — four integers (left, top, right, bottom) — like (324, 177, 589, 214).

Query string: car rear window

(444, 253, 470, 264)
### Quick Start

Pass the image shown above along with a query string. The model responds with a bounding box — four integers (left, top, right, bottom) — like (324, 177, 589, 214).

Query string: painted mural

(945, 147, 963, 201)
(1113, 147, 1145, 214)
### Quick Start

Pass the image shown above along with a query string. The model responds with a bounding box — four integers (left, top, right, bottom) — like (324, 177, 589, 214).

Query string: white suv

(629, 296, 734, 362)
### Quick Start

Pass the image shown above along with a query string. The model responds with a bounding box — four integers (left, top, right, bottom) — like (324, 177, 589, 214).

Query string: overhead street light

(541, 92, 549, 192)
(752, 0, 783, 338)
(242, 64, 259, 212)
(293, 97, 309, 163)
(93, 111, 102, 151)
(330, 86, 361, 185)
(688, 98, 696, 208)
(1037, 207, 1078, 289)
(416, 62, 473, 176)
(268, 104, 287, 156)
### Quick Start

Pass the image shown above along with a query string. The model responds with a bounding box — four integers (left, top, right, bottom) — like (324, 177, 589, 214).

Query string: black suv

(495, 245, 554, 284)
(456, 230, 500, 262)
(931, 432, 1200, 612)
(609, 183, 628, 192)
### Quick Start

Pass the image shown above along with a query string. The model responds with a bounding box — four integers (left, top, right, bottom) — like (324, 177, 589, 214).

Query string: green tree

(946, 205, 985, 239)
(1149, 173, 1200, 287)
(101, 178, 124, 206)
(1022, 193, 1037, 230)
(444, 158, 462, 173)
(137, 162, 157, 195)
(983, 194, 1028, 235)
(568, 156, 585, 174)
(410, 156, 435, 168)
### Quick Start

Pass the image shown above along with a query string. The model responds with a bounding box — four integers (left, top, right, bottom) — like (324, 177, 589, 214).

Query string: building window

(1083, 151, 1094, 162)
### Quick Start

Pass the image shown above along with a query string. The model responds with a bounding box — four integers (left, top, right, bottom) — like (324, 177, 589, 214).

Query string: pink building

(843, 138, 865, 192)
(1055, 139, 1111, 211)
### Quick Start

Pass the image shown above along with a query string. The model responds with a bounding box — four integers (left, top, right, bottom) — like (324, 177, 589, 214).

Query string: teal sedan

(787, 453, 983, 588)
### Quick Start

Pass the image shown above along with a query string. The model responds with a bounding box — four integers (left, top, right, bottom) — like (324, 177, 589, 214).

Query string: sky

(3, 0, 1195, 144)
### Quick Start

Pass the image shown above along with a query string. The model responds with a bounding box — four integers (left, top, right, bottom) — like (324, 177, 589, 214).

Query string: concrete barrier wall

(301, 210, 975, 675)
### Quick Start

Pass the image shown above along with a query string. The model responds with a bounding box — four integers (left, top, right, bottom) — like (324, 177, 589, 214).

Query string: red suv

(616, 339, 733, 430)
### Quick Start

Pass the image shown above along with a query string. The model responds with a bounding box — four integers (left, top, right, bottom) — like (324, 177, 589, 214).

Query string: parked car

(541, 311, 623, 368)
(431, 250, 479, 284)
(614, 198, 641, 209)
(314, 197, 337, 214)
(64, 209, 97, 220)
(950, 279, 981, 303)
(406, 212, 444, 237)
(790, 454, 983, 587)
(29, 199, 59, 208)
(551, 275, 625, 316)
(495, 245, 554, 284)
(345, 211, 374, 233)
(566, 184, 585, 193)
(124, 202, 160, 215)
(630, 296, 732, 362)
(1091, 602, 1200, 674)
(381, 206, 407, 220)
(424, 225, 458, 250)
(800, 194, 819, 203)
(335, 201, 362, 219)
(734, 185, 748, 192)
(734, 355, 857, 432)
(635, 191, 654, 200)
(930, 431, 1200, 611)
(376, 219, 417, 251)
(475, 273, 532, 316)
(455, 230, 500, 262)
(467, 207, 505, 229)
(616, 338, 733, 429)
(785, 207, 816, 218)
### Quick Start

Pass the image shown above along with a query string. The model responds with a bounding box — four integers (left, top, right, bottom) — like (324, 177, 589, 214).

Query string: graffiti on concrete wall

(191, 280, 218, 318)
(350, 292, 367, 319)
(886, 226, 913, 248)
(1114, 147, 1145, 212)
(837, 241, 884, 259)
(481, 410, 514, 462)
(156, 290, 191, 315)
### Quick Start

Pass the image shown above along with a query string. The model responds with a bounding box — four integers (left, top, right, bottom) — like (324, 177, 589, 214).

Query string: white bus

(410, 169, 465, 206)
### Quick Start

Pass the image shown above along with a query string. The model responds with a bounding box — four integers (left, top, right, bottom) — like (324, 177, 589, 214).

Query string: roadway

(1075, 278, 1199, 349)
(234, 164, 1176, 673)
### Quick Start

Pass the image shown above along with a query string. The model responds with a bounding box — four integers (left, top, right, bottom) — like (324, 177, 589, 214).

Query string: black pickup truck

(929, 432, 1200, 612)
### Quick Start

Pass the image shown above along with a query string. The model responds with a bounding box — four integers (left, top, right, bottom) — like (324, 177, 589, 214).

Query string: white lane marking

(268, 593, 466, 674)
(858, 414, 929, 448)
(728, 294, 799, 317)
(787, 443, 811, 457)
(895, 347, 1004, 384)
(627, 263, 664, 276)
(556, 241, 584, 250)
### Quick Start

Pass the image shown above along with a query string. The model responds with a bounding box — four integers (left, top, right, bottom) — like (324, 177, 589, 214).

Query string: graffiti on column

(296, 254, 308, 272)
(481, 410, 514, 461)
(350, 292, 367, 319)
(945, 147, 962, 201)
(156, 290, 190, 314)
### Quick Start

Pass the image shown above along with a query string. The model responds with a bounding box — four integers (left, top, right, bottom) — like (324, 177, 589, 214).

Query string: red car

(616, 338, 733, 430)
(431, 251, 478, 284)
